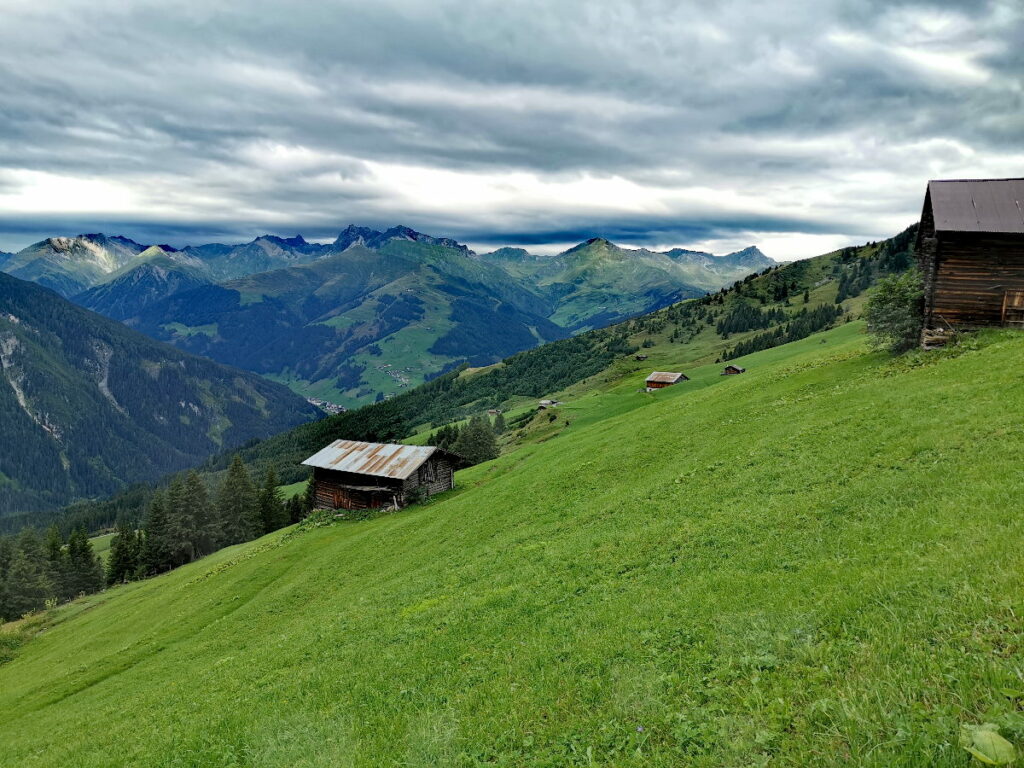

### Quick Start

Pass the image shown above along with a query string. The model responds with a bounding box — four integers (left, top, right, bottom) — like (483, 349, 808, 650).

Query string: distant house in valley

(634, 354, 649, 361)
(302, 440, 458, 511)
(721, 365, 746, 375)
(645, 371, 688, 390)
(916, 178, 1024, 345)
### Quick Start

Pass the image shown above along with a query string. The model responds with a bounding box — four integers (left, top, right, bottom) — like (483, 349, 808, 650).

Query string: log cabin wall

(402, 456, 455, 497)
(312, 467, 403, 510)
(928, 232, 1024, 328)
(916, 192, 941, 327)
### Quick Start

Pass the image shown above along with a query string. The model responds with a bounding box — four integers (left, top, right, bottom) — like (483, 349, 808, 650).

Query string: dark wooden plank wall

(403, 456, 455, 496)
(930, 233, 1024, 327)
(313, 457, 454, 510)
(312, 467, 402, 510)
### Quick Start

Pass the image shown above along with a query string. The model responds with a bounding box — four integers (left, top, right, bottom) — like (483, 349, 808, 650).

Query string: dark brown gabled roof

(927, 179, 1024, 234)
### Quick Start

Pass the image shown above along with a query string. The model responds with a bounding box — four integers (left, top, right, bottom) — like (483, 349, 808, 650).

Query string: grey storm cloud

(0, 0, 1021, 257)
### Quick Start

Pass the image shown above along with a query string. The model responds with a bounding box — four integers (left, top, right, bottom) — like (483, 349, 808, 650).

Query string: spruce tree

(165, 476, 195, 568)
(184, 471, 217, 558)
(65, 528, 104, 597)
(257, 468, 288, 534)
(301, 476, 316, 516)
(286, 495, 305, 524)
(106, 520, 140, 585)
(44, 525, 70, 600)
(216, 455, 260, 546)
(493, 412, 506, 435)
(4, 530, 56, 617)
(140, 491, 173, 575)
(452, 415, 499, 465)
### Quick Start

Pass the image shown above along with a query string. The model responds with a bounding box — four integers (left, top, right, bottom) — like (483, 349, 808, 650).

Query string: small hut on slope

(916, 178, 1024, 344)
(645, 371, 688, 390)
(302, 440, 458, 511)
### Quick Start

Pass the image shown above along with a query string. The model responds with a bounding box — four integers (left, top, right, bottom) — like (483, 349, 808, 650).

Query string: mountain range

(0, 272, 318, 517)
(2, 227, 773, 407)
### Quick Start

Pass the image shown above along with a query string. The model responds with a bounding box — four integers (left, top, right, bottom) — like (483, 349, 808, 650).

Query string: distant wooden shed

(302, 440, 458, 511)
(722, 365, 746, 375)
(917, 178, 1024, 339)
(634, 354, 649, 361)
(645, 371, 688, 389)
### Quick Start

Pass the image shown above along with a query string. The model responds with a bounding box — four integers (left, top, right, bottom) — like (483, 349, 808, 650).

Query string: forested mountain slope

(483, 238, 773, 330)
(3, 319, 1023, 766)
(75, 249, 212, 320)
(0, 273, 318, 517)
(126, 240, 569, 407)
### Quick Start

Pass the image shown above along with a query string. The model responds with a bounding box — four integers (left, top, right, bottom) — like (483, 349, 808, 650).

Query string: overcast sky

(0, 0, 1021, 259)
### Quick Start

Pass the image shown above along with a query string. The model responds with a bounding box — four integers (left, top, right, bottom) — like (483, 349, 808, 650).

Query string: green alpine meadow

(3, 319, 1024, 766)
(3, 2, 1023, 766)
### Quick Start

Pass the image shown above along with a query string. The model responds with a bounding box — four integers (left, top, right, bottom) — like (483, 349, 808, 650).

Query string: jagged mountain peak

(720, 245, 772, 267)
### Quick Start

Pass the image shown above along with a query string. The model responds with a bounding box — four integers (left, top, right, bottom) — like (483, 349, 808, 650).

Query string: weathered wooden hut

(916, 178, 1024, 342)
(645, 371, 688, 389)
(301, 440, 458, 511)
(722, 365, 746, 375)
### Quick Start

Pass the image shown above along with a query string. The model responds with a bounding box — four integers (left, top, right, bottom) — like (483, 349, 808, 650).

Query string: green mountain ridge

(0, 272, 318, 518)
(6, 226, 775, 409)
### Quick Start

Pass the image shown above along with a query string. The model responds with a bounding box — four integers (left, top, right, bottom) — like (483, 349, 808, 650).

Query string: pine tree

(4, 530, 56, 618)
(140, 490, 173, 575)
(452, 415, 499, 465)
(216, 455, 260, 546)
(493, 412, 506, 435)
(106, 520, 140, 585)
(301, 476, 316, 516)
(257, 468, 288, 534)
(286, 495, 305, 524)
(44, 525, 70, 600)
(184, 471, 217, 558)
(65, 528, 104, 597)
(165, 476, 195, 568)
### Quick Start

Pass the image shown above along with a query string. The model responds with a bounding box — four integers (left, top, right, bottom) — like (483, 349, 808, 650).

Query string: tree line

(427, 412, 504, 465)
(1, 455, 312, 621)
(0, 526, 104, 622)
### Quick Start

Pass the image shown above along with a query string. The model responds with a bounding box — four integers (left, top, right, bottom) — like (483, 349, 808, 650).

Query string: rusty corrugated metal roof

(301, 440, 438, 480)
(929, 179, 1024, 233)
(646, 371, 687, 384)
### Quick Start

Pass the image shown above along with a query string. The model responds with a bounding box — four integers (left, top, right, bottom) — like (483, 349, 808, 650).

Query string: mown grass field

(3, 324, 1024, 766)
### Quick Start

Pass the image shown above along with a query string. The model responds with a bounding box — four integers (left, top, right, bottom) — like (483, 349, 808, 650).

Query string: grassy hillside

(3, 322, 1024, 766)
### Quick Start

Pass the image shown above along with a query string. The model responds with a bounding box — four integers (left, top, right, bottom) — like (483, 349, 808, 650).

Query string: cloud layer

(1, 0, 1021, 258)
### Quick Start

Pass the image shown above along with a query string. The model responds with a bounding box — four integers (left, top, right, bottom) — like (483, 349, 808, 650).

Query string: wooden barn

(722, 365, 746, 375)
(645, 371, 688, 390)
(916, 178, 1024, 343)
(301, 440, 458, 511)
